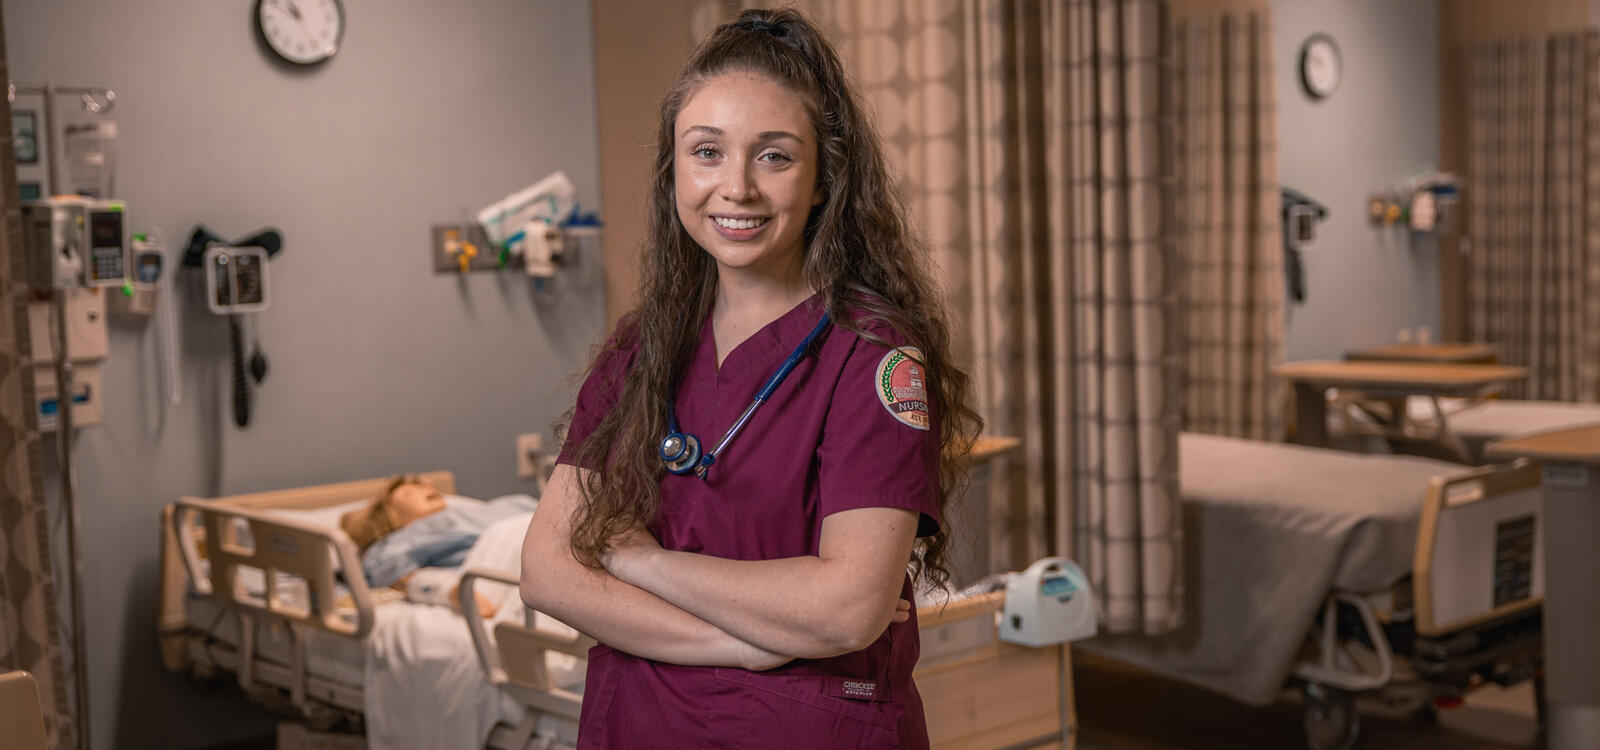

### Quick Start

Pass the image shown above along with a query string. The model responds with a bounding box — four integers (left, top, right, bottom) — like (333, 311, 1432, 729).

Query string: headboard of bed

(185, 470, 459, 511)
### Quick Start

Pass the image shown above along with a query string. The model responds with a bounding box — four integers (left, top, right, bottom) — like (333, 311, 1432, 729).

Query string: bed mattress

(1445, 399, 1600, 463)
(1079, 433, 1463, 705)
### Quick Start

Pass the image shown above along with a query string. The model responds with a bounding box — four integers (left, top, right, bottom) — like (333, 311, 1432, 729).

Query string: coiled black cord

(230, 315, 250, 428)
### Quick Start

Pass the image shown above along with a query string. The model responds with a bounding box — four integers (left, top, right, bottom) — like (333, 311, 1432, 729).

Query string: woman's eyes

(687, 146, 792, 163)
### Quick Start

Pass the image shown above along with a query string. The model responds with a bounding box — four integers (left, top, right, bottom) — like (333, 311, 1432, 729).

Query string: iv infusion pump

(21, 197, 128, 289)
(18, 197, 125, 431)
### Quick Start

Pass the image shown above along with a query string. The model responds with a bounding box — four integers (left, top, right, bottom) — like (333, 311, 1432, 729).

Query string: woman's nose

(720, 159, 759, 202)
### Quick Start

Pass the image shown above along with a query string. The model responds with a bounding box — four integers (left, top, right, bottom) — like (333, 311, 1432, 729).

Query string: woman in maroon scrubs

(520, 8, 980, 748)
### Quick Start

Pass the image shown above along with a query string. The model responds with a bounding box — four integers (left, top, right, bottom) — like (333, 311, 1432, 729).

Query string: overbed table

(1487, 424, 1600, 750)
(1344, 342, 1498, 364)
(1274, 360, 1528, 460)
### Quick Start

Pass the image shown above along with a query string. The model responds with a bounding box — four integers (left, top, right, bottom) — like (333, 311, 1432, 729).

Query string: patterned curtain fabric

(693, 0, 1182, 635)
(1172, 13, 1285, 440)
(0, 28, 75, 746)
(1467, 32, 1600, 402)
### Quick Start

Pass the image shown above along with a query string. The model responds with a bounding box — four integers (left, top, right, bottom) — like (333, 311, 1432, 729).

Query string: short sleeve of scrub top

(557, 328, 639, 470)
(816, 320, 942, 537)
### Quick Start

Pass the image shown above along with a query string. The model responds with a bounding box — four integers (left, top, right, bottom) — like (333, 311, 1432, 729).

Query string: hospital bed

(158, 471, 586, 749)
(160, 472, 1074, 749)
(1408, 397, 1600, 465)
(1080, 433, 1544, 750)
(1334, 342, 1600, 463)
(1326, 394, 1600, 465)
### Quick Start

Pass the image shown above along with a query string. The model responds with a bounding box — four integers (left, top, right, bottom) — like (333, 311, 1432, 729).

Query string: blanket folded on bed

(1079, 434, 1460, 705)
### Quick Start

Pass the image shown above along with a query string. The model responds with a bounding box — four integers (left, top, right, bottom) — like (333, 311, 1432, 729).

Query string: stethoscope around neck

(660, 311, 832, 478)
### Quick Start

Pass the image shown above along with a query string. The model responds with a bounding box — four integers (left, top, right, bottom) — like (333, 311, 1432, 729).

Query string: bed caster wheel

(1411, 702, 1440, 724)
(1303, 683, 1359, 750)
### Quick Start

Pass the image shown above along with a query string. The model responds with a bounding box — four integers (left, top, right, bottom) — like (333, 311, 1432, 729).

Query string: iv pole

(9, 79, 117, 750)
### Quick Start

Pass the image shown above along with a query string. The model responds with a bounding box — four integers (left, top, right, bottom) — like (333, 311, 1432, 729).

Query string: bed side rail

(1413, 460, 1543, 637)
(170, 497, 377, 638)
(459, 569, 590, 723)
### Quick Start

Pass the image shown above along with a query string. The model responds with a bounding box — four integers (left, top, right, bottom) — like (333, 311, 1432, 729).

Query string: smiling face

(674, 72, 822, 285)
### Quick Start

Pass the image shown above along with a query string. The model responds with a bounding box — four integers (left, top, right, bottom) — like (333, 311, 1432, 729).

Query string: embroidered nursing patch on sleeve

(875, 346, 931, 430)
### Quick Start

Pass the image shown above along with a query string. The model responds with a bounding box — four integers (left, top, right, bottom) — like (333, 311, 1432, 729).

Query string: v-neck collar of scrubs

(697, 292, 826, 389)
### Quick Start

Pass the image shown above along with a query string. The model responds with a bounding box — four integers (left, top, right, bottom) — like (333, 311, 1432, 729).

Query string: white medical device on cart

(999, 557, 1098, 647)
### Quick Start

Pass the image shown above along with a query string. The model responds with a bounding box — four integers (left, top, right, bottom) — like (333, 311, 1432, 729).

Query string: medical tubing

(699, 312, 833, 473)
(704, 398, 764, 462)
(230, 315, 250, 427)
(754, 312, 832, 401)
(152, 228, 182, 405)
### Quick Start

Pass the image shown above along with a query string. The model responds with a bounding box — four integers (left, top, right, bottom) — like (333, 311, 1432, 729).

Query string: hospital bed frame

(159, 472, 460, 731)
(1289, 460, 1545, 750)
(161, 473, 1074, 749)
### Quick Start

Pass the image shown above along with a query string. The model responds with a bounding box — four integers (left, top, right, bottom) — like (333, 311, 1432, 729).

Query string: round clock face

(256, 0, 344, 66)
(1300, 34, 1341, 99)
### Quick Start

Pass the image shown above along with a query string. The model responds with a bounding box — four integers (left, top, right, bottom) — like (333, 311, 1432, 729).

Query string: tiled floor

(1073, 651, 1542, 749)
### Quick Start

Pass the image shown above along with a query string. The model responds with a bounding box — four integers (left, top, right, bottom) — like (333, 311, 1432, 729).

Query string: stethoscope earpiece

(660, 432, 703, 475)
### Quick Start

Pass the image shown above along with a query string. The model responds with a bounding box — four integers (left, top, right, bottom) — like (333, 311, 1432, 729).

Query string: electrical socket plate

(516, 433, 544, 479)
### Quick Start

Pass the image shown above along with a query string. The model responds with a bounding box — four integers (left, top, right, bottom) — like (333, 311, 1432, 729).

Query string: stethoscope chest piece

(660, 432, 703, 475)
(661, 310, 831, 479)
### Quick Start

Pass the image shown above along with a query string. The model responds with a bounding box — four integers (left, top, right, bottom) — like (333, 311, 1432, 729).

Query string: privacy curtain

(1172, 12, 1285, 440)
(1466, 31, 1600, 402)
(0, 25, 75, 747)
(693, 0, 1183, 635)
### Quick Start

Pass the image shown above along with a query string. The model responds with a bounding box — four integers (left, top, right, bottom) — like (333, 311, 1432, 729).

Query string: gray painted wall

(1273, 0, 1441, 360)
(4, 1, 605, 747)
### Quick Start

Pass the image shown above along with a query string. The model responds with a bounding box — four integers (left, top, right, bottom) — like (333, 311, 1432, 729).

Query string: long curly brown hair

(565, 7, 980, 590)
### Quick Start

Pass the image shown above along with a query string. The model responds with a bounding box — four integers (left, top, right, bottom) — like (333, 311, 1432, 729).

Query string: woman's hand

(599, 527, 663, 585)
(891, 597, 911, 624)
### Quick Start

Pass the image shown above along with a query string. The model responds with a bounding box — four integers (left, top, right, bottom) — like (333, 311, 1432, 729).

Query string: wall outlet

(516, 433, 545, 479)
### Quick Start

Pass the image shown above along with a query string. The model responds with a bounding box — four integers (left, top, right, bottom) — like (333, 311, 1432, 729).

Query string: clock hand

(268, 0, 302, 22)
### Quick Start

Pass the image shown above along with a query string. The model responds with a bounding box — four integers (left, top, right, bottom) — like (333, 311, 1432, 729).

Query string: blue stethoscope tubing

(661, 311, 833, 478)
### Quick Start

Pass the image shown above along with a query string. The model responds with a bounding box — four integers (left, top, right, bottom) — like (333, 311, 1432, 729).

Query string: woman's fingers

(890, 597, 914, 622)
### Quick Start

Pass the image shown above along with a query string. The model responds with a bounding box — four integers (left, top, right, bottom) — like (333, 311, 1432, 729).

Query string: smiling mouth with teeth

(714, 216, 769, 230)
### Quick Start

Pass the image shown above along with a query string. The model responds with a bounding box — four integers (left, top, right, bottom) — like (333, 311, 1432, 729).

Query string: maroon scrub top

(556, 295, 942, 749)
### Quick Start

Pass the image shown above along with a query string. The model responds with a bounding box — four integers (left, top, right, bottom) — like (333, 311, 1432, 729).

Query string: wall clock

(1300, 33, 1341, 100)
(256, 0, 344, 66)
